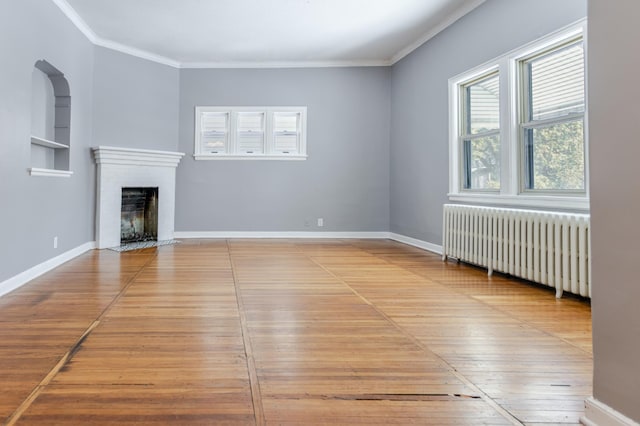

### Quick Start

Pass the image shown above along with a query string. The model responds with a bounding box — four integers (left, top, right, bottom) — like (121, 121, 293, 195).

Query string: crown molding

(391, 0, 487, 65)
(95, 38, 181, 68)
(51, 0, 180, 68)
(51, 0, 98, 43)
(180, 59, 391, 69)
(52, 0, 483, 69)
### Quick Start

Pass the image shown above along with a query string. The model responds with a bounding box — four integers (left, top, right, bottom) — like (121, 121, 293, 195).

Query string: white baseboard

(174, 231, 390, 239)
(388, 232, 443, 255)
(174, 231, 443, 255)
(0, 241, 96, 298)
(581, 397, 640, 426)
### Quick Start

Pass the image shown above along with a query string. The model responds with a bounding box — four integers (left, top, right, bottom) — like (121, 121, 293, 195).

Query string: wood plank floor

(0, 239, 592, 425)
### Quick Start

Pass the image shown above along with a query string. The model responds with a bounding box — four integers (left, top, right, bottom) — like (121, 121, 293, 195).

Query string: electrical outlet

(53, 236, 58, 249)
(317, 218, 324, 227)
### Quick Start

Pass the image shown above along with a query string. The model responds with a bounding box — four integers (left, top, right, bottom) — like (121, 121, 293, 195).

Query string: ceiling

(55, 0, 485, 68)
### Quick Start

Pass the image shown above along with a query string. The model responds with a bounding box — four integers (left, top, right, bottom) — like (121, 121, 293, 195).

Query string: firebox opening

(121, 187, 158, 244)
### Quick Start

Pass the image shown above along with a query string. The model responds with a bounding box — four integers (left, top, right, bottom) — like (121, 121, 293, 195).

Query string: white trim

(388, 233, 442, 255)
(28, 168, 74, 177)
(93, 146, 185, 167)
(174, 231, 389, 239)
(95, 39, 180, 68)
(51, 0, 98, 43)
(509, 22, 585, 64)
(51, 0, 180, 68)
(30, 136, 69, 150)
(391, 0, 486, 64)
(174, 231, 443, 256)
(193, 154, 307, 161)
(581, 397, 640, 426)
(448, 193, 590, 211)
(0, 242, 95, 298)
(181, 60, 391, 69)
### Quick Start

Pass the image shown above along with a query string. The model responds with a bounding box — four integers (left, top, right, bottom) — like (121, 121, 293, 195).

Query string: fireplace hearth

(121, 187, 158, 244)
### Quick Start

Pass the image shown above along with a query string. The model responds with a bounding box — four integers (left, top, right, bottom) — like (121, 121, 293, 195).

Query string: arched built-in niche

(29, 59, 73, 177)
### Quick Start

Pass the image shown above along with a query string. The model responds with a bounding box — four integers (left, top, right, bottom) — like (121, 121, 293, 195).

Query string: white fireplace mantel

(93, 146, 185, 249)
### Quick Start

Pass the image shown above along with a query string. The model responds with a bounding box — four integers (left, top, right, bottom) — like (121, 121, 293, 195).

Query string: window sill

(193, 154, 307, 161)
(448, 192, 589, 212)
(29, 168, 74, 177)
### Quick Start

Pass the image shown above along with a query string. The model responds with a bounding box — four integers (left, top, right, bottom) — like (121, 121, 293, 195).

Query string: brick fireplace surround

(93, 146, 184, 249)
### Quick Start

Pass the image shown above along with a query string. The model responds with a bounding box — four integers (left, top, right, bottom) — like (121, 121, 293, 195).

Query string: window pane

(466, 73, 500, 135)
(529, 42, 584, 121)
(463, 135, 500, 190)
(273, 112, 300, 153)
(526, 120, 584, 190)
(201, 112, 228, 154)
(238, 112, 264, 132)
(274, 112, 299, 133)
(237, 112, 265, 154)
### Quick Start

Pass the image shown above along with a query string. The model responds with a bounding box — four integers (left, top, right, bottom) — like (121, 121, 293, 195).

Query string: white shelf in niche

(30, 135, 69, 149)
(28, 168, 73, 177)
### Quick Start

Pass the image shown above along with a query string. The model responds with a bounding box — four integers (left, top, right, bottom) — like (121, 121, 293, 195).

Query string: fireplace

(93, 146, 184, 249)
(121, 187, 159, 243)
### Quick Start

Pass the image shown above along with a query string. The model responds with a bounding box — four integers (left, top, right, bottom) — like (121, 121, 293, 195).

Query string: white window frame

(459, 68, 501, 192)
(448, 19, 588, 211)
(194, 106, 307, 160)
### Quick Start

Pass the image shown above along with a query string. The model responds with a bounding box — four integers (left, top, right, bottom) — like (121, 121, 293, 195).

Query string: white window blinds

(200, 112, 229, 154)
(527, 41, 585, 121)
(466, 73, 500, 135)
(273, 112, 300, 154)
(194, 106, 306, 160)
(237, 112, 265, 154)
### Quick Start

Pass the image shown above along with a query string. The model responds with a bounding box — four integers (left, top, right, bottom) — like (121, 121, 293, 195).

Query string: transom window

(448, 20, 587, 210)
(194, 106, 307, 160)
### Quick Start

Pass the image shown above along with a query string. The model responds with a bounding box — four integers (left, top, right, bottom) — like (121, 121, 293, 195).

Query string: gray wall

(0, 0, 95, 283)
(30, 67, 56, 141)
(92, 47, 179, 151)
(30, 68, 57, 169)
(176, 68, 390, 233)
(389, 0, 587, 244)
(588, 0, 640, 421)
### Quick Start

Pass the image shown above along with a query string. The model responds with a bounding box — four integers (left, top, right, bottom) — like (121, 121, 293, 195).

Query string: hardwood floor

(0, 239, 592, 425)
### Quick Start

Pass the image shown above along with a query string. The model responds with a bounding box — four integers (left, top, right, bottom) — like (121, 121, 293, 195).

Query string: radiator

(442, 204, 591, 298)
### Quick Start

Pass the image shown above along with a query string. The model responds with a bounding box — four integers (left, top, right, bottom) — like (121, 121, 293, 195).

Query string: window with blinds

(520, 39, 585, 192)
(194, 107, 307, 160)
(237, 112, 265, 154)
(273, 112, 301, 154)
(200, 112, 229, 154)
(447, 20, 587, 210)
